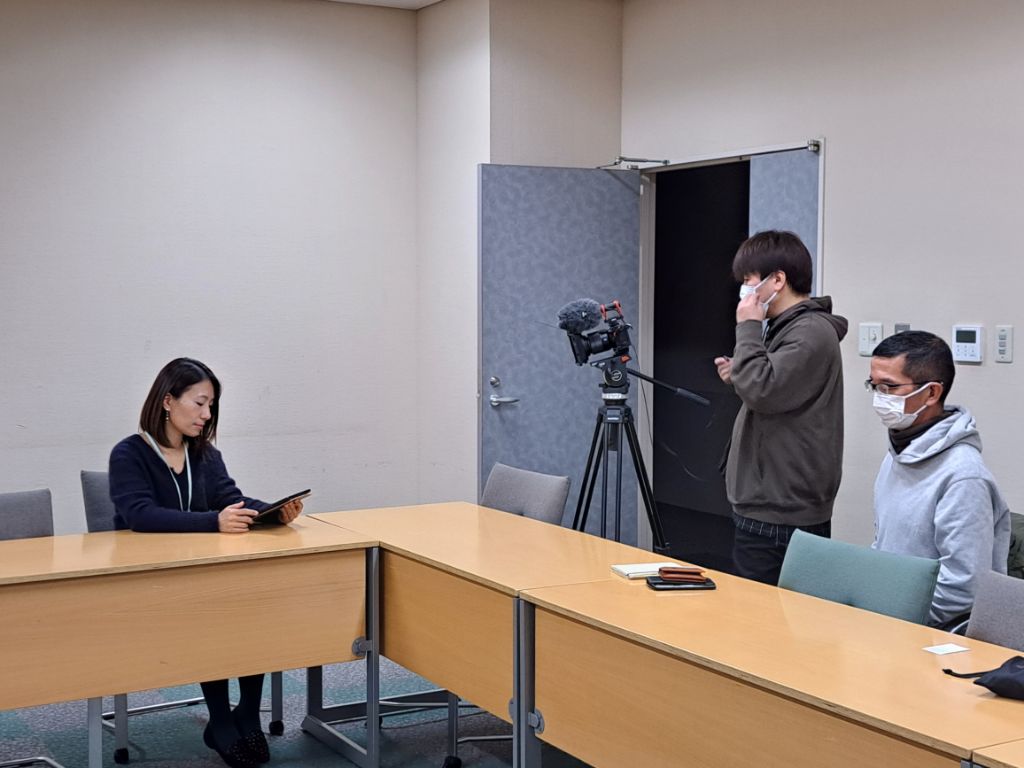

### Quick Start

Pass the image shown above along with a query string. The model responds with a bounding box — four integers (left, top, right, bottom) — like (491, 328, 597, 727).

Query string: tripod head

(591, 356, 631, 395)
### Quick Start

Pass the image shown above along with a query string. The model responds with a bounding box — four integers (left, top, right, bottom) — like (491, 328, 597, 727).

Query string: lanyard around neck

(141, 431, 192, 512)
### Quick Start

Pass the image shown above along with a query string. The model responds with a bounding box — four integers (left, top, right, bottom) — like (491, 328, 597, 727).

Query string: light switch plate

(858, 322, 883, 356)
(995, 325, 1013, 363)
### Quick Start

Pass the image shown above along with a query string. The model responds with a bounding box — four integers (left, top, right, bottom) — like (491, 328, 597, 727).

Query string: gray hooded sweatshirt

(873, 406, 1010, 627)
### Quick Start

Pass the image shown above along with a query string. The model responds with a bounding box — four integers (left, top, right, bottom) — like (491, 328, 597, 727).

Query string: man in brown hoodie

(714, 231, 848, 584)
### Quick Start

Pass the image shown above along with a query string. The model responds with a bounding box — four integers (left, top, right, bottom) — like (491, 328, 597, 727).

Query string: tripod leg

(573, 414, 605, 533)
(583, 437, 605, 535)
(600, 422, 611, 539)
(581, 434, 602, 536)
(613, 421, 624, 543)
(624, 417, 670, 552)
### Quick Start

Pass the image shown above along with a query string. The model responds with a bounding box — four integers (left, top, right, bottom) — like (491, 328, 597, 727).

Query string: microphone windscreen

(557, 298, 602, 333)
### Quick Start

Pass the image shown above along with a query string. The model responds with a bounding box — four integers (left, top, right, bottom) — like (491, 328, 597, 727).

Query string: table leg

(300, 546, 380, 768)
(513, 598, 541, 768)
(87, 697, 102, 768)
(365, 545, 381, 766)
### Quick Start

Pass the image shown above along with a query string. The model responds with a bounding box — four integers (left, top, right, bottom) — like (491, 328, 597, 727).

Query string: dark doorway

(651, 162, 750, 572)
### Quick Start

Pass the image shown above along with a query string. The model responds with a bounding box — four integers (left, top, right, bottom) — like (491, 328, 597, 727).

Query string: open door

(647, 145, 822, 568)
(479, 164, 642, 543)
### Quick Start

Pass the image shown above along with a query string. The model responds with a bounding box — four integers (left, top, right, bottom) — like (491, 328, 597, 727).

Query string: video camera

(557, 298, 633, 367)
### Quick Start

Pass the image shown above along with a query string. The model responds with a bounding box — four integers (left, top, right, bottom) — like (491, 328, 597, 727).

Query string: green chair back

(1007, 511, 1024, 580)
(778, 529, 939, 624)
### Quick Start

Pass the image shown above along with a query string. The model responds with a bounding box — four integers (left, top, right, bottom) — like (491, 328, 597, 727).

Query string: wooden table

(974, 741, 1024, 768)
(13, 503, 1023, 768)
(312, 502, 678, 763)
(0, 517, 375, 768)
(520, 571, 1024, 768)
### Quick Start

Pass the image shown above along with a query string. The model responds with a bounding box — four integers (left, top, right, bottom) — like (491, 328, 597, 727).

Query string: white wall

(0, 0, 420, 532)
(415, 0, 490, 503)
(490, 0, 622, 167)
(11, 0, 1010, 548)
(622, 0, 1024, 543)
(412, 0, 622, 505)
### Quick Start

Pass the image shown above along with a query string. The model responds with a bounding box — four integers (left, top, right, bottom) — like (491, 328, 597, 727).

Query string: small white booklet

(611, 562, 679, 580)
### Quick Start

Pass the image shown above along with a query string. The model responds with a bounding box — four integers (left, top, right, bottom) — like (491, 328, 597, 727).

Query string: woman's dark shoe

(239, 729, 270, 764)
(203, 723, 258, 768)
(233, 710, 271, 764)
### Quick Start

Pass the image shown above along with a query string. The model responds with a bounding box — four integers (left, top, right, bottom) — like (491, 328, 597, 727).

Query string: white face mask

(872, 383, 931, 430)
(738, 275, 778, 311)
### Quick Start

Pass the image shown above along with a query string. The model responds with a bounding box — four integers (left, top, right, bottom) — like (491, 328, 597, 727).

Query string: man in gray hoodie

(715, 231, 848, 584)
(869, 331, 1010, 628)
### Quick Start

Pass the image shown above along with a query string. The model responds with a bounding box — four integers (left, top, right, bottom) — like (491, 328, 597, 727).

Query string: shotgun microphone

(556, 298, 602, 334)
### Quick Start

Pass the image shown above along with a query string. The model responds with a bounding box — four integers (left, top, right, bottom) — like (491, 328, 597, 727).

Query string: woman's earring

(164, 409, 170, 421)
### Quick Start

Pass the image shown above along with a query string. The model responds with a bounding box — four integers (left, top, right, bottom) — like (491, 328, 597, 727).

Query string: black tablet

(250, 489, 312, 525)
(645, 576, 716, 591)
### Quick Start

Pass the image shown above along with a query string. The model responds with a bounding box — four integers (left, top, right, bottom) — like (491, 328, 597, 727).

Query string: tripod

(571, 359, 709, 554)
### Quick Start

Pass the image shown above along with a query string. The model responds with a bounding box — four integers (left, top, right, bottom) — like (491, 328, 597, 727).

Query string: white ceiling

(325, 0, 442, 9)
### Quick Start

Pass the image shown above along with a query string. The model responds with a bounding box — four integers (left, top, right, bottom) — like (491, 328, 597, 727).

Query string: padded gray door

(479, 164, 640, 542)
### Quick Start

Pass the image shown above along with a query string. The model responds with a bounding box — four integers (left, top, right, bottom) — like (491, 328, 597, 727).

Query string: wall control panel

(951, 324, 984, 363)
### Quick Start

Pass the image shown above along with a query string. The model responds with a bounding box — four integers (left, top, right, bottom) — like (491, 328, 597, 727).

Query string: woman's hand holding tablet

(250, 489, 311, 525)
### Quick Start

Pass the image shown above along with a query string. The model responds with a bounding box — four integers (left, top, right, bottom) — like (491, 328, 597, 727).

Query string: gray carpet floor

(0, 659, 591, 768)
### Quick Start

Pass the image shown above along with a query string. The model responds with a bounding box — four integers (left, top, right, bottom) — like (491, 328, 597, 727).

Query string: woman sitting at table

(109, 357, 303, 768)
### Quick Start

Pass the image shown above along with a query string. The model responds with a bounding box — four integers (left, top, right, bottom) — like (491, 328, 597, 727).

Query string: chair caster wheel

(269, 720, 284, 736)
(114, 747, 130, 764)
(442, 756, 462, 768)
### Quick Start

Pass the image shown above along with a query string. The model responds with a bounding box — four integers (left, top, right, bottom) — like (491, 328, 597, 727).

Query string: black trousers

(731, 515, 832, 586)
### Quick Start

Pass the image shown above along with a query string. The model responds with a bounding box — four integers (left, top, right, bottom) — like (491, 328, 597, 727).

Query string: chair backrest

(81, 470, 116, 533)
(778, 529, 940, 624)
(0, 488, 54, 541)
(480, 462, 571, 525)
(966, 570, 1024, 651)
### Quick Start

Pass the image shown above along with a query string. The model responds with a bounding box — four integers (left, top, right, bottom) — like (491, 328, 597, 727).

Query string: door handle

(489, 394, 520, 407)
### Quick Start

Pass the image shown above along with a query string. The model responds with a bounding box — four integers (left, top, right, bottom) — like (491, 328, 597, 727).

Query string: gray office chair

(0, 489, 66, 768)
(964, 570, 1024, 652)
(778, 529, 940, 625)
(0, 488, 54, 540)
(479, 462, 571, 525)
(80, 470, 116, 533)
(440, 463, 572, 768)
(80, 471, 286, 765)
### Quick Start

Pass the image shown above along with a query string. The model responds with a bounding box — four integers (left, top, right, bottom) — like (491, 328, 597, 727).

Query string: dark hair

(732, 230, 813, 295)
(139, 358, 221, 452)
(872, 331, 955, 403)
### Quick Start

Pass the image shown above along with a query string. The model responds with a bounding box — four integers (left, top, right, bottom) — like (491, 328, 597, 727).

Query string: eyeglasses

(863, 380, 933, 395)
